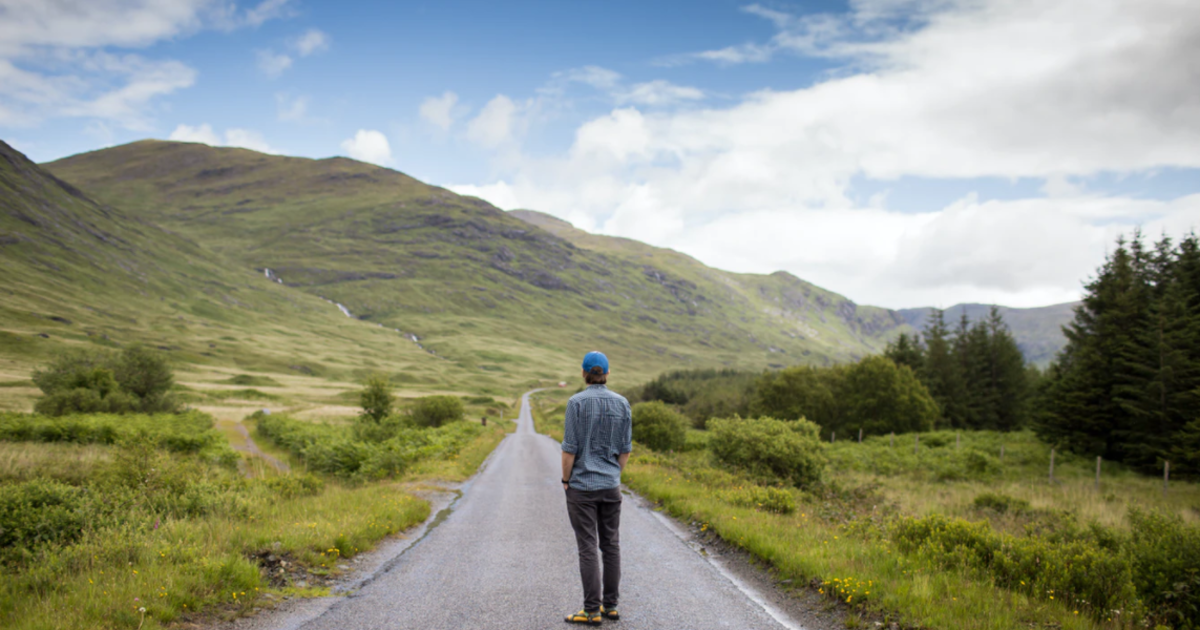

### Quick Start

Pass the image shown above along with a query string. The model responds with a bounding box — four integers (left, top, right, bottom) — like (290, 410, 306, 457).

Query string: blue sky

(2, 0, 1199, 309)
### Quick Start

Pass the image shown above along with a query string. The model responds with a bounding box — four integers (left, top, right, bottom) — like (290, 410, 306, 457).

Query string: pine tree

(919, 309, 966, 429)
(884, 332, 924, 373)
(953, 312, 991, 429)
(1039, 238, 1146, 459)
(979, 306, 1030, 430)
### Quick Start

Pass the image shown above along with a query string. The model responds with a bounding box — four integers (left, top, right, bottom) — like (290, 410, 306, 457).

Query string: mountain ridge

(41, 140, 920, 381)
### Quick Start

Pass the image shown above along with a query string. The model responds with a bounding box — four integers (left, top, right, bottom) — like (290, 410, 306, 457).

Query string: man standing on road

(561, 351, 632, 625)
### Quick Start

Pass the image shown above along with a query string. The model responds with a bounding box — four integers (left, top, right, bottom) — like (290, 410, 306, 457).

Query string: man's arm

(562, 451, 576, 490)
(561, 399, 579, 489)
(617, 452, 630, 470)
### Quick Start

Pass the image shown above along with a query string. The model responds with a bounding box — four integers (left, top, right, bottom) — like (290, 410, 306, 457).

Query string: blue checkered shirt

(561, 385, 633, 491)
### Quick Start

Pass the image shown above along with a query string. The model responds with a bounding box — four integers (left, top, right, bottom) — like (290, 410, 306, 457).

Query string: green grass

(0, 403, 514, 629)
(611, 425, 1200, 630)
(624, 450, 1103, 630)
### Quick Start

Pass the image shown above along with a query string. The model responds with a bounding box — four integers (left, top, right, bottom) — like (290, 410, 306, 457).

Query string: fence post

(831, 431, 836, 443)
(1164, 460, 1170, 497)
(858, 428, 863, 443)
(914, 434, 919, 455)
(1049, 448, 1056, 484)
(1095, 456, 1101, 491)
(890, 432, 895, 448)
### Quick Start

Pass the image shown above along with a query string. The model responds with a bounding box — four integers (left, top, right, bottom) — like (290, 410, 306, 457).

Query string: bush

(0, 479, 90, 553)
(256, 413, 482, 480)
(721, 485, 797, 514)
(972, 492, 1030, 515)
(31, 346, 178, 416)
(632, 401, 688, 451)
(1126, 509, 1200, 627)
(0, 411, 237, 467)
(359, 374, 393, 423)
(890, 513, 1140, 621)
(708, 416, 826, 487)
(410, 395, 464, 428)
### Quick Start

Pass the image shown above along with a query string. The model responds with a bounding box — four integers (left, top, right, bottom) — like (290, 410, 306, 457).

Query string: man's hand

(561, 451, 576, 491)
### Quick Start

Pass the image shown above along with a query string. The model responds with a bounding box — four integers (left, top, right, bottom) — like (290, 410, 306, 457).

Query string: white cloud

(0, 0, 290, 129)
(340, 129, 392, 166)
(451, 0, 1200, 308)
(169, 123, 281, 154)
(466, 95, 519, 149)
(256, 49, 292, 77)
(292, 28, 330, 56)
(419, 91, 460, 131)
(556, 66, 622, 90)
(616, 80, 704, 106)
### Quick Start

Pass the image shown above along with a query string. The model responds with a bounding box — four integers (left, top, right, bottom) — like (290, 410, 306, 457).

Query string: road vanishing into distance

(268, 391, 805, 630)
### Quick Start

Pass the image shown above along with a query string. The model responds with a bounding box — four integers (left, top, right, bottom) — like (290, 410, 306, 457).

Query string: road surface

(292, 391, 803, 630)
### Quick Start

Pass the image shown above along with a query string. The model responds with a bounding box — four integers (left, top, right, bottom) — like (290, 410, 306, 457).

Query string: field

(532, 388, 1200, 629)
(0, 382, 516, 630)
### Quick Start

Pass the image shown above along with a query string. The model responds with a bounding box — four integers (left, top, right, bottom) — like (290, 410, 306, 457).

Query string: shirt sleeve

(561, 398, 580, 454)
(620, 400, 633, 453)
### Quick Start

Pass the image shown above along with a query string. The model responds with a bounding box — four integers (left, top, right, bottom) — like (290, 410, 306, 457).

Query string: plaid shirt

(561, 385, 633, 491)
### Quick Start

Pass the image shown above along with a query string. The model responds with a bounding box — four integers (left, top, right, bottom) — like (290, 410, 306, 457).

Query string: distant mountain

(896, 303, 1076, 365)
(511, 210, 1076, 366)
(42, 141, 911, 382)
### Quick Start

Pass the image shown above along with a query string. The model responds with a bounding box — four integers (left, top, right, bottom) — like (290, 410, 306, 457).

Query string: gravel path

(252, 391, 808, 630)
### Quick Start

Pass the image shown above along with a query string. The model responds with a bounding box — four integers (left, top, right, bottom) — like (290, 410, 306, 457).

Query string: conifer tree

(1039, 238, 1146, 459)
(884, 332, 924, 373)
(919, 309, 966, 429)
(985, 306, 1030, 430)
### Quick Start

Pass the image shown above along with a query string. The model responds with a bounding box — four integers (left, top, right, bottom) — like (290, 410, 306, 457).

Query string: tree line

(884, 306, 1033, 432)
(1038, 233, 1200, 474)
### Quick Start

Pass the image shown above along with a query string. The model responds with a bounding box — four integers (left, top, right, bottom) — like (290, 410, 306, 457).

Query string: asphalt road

(295, 391, 802, 630)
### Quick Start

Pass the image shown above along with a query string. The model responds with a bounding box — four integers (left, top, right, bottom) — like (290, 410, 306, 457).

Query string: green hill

(0, 140, 485, 411)
(41, 140, 913, 384)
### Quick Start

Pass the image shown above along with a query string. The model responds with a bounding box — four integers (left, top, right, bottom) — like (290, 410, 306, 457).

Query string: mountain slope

(44, 141, 912, 381)
(0, 140, 478, 406)
(510, 210, 1075, 364)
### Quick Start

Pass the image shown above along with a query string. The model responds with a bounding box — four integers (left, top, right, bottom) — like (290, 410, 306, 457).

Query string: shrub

(1126, 508, 1200, 627)
(972, 492, 1030, 515)
(410, 395, 464, 428)
(31, 346, 178, 416)
(721, 485, 797, 514)
(0, 479, 90, 553)
(632, 401, 688, 452)
(359, 374, 393, 423)
(0, 411, 236, 467)
(889, 513, 1140, 621)
(631, 368, 758, 429)
(708, 416, 826, 487)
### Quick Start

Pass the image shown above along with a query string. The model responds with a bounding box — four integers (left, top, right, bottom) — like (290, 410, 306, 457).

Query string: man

(561, 351, 633, 625)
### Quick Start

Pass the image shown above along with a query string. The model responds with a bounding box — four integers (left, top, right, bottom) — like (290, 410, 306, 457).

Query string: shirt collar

(586, 384, 608, 390)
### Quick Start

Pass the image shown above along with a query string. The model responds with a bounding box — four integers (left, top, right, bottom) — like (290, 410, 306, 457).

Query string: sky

(2, 0, 1199, 310)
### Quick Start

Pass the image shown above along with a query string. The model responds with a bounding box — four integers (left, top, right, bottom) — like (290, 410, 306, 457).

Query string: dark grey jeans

(565, 486, 622, 613)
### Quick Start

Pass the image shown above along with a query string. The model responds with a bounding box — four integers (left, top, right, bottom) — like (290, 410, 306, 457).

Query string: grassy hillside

(43, 141, 912, 385)
(897, 303, 1076, 364)
(0, 140, 502, 413)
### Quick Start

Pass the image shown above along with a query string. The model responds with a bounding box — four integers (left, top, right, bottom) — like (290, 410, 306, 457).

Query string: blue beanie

(582, 351, 609, 374)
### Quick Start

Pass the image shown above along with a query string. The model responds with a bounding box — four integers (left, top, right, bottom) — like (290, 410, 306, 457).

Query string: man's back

(562, 384, 633, 492)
